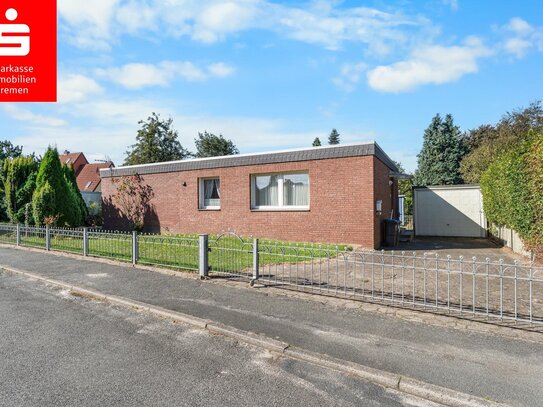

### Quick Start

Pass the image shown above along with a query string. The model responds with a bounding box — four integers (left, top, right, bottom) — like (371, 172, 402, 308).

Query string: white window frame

(199, 177, 221, 210)
(251, 171, 310, 211)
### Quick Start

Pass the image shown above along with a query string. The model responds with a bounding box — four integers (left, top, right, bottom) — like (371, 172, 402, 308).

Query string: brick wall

(101, 155, 396, 249)
(372, 157, 397, 246)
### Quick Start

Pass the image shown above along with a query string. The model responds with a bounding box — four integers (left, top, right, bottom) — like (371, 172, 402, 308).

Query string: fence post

(132, 231, 138, 265)
(45, 225, 51, 251)
(16, 224, 20, 246)
(199, 234, 209, 279)
(253, 238, 259, 282)
(83, 227, 89, 256)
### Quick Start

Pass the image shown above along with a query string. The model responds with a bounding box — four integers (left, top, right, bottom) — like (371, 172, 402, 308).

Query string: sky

(1, 0, 543, 172)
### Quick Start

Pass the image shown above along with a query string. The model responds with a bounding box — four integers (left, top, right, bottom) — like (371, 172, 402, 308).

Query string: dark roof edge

(100, 142, 398, 178)
(372, 143, 399, 173)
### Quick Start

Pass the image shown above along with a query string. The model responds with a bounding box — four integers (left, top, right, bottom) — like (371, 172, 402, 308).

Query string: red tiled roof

(58, 152, 86, 166)
(76, 162, 114, 192)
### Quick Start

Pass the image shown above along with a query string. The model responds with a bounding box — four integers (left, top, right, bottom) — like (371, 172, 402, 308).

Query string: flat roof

(100, 142, 399, 178)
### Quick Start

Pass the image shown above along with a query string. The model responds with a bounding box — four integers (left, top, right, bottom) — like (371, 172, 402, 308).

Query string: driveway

(389, 236, 526, 263)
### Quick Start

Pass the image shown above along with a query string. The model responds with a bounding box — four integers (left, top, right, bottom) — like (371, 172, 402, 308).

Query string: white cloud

(503, 37, 532, 59)
(58, 0, 431, 56)
(506, 17, 533, 36)
(5, 92, 336, 166)
(367, 37, 492, 92)
(501, 17, 543, 59)
(274, 5, 426, 54)
(442, 0, 458, 12)
(58, 0, 120, 49)
(2, 105, 67, 127)
(96, 61, 234, 89)
(58, 74, 103, 103)
(207, 62, 236, 78)
(332, 63, 367, 92)
(193, 1, 258, 43)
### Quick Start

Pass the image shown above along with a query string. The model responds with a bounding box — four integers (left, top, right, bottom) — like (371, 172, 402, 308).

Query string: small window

(251, 172, 309, 210)
(199, 178, 221, 209)
(85, 181, 92, 189)
(65, 158, 71, 164)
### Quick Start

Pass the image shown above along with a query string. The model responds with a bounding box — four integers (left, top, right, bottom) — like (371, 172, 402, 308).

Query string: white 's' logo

(0, 8, 30, 56)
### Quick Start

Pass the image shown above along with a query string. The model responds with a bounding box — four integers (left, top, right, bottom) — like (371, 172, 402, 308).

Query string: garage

(413, 185, 487, 238)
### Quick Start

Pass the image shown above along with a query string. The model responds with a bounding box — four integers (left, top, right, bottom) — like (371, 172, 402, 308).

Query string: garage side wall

(101, 156, 379, 248)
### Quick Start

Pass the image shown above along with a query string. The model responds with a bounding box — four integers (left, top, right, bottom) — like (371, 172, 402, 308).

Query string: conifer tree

(328, 129, 340, 145)
(312, 137, 322, 147)
(32, 147, 82, 226)
(63, 163, 88, 224)
(414, 114, 465, 186)
(3, 156, 38, 223)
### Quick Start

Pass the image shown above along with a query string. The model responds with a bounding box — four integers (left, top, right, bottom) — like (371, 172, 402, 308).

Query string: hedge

(480, 132, 543, 257)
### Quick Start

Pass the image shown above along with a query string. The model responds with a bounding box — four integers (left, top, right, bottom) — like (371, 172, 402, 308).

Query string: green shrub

(32, 181, 56, 225)
(32, 147, 84, 227)
(481, 133, 543, 256)
(3, 155, 38, 223)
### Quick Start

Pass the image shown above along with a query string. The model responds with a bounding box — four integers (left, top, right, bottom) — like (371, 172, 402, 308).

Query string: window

(251, 172, 309, 210)
(199, 177, 221, 209)
(85, 181, 92, 190)
(65, 158, 71, 164)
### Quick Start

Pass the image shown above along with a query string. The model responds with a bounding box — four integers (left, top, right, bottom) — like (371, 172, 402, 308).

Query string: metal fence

(1, 223, 542, 327)
(0, 224, 198, 271)
(200, 237, 543, 327)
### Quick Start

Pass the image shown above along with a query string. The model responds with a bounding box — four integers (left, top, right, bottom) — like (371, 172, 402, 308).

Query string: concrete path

(1, 246, 542, 406)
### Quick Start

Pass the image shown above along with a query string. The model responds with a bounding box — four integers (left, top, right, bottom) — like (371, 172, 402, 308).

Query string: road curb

(284, 346, 401, 389)
(207, 322, 289, 353)
(1, 265, 510, 407)
(398, 377, 502, 407)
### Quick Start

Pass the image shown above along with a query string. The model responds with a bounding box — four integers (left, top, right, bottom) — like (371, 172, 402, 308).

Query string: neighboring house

(100, 142, 401, 249)
(58, 151, 114, 206)
(58, 151, 87, 176)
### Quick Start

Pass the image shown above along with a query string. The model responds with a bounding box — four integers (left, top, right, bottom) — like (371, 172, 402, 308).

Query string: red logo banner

(0, 0, 57, 102)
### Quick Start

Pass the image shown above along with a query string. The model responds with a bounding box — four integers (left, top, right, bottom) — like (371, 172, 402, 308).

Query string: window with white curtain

(251, 172, 309, 209)
(199, 177, 221, 209)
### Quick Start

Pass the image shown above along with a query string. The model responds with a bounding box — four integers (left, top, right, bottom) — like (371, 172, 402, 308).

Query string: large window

(199, 177, 221, 209)
(251, 172, 309, 210)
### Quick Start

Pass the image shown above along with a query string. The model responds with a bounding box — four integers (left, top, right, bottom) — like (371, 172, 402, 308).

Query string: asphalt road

(0, 273, 440, 407)
(1, 247, 542, 406)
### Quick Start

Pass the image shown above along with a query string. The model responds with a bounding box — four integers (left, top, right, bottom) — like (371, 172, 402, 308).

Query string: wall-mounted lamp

(376, 200, 382, 216)
(389, 180, 394, 186)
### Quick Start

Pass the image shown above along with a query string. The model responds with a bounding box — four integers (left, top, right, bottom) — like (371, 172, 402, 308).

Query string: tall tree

(2, 156, 38, 224)
(312, 137, 322, 147)
(328, 129, 340, 145)
(414, 114, 465, 186)
(32, 147, 82, 226)
(0, 140, 23, 221)
(194, 131, 239, 158)
(63, 163, 88, 223)
(460, 101, 543, 183)
(124, 113, 191, 165)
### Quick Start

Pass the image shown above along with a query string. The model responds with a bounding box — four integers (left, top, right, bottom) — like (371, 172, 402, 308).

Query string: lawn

(0, 226, 351, 273)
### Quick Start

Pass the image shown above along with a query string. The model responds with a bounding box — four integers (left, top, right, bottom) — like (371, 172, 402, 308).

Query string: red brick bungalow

(100, 142, 401, 249)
